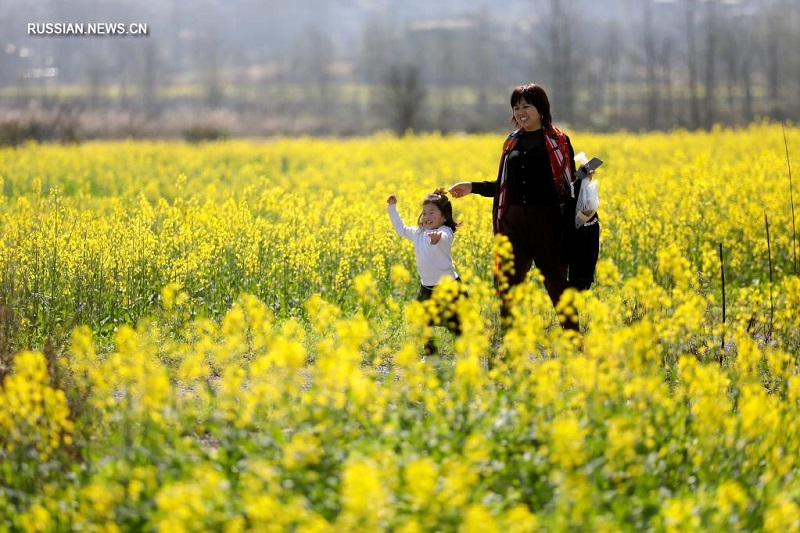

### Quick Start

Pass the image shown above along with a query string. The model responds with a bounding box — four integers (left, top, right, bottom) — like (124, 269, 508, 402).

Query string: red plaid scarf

(492, 126, 574, 233)
(492, 129, 521, 233)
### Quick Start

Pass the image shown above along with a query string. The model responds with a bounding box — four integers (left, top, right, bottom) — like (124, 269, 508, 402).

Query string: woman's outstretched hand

(387, 194, 397, 205)
(448, 182, 472, 198)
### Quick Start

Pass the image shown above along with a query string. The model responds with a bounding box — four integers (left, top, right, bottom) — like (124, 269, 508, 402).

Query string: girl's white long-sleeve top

(387, 203, 458, 287)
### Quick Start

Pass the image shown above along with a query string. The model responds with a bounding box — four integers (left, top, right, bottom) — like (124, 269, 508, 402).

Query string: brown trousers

(497, 204, 578, 331)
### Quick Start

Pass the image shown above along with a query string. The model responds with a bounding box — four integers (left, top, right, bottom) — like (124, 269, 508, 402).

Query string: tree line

(1, 0, 799, 138)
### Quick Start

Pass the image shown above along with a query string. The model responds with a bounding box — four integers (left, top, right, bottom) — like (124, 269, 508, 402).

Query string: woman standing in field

(448, 83, 598, 331)
(387, 189, 463, 354)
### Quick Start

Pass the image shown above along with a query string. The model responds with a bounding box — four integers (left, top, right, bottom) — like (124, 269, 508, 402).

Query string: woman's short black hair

(510, 83, 552, 130)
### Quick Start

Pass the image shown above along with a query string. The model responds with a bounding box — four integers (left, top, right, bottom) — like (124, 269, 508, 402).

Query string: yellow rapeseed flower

(337, 457, 392, 530)
(403, 457, 439, 511)
(0, 351, 73, 459)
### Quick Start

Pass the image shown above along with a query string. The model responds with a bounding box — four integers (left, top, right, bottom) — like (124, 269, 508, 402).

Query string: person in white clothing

(387, 188, 463, 355)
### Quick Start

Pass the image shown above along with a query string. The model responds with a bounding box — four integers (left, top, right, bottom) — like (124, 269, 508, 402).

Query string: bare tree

(720, 9, 739, 113)
(685, 0, 701, 129)
(598, 21, 624, 123)
(657, 36, 677, 128)
(292, 26, 337, 111)
(542, 0, 576, 126)
(763, 5, 789, 118)
(702, 1, 719, 129)
(643, 0, 658, 129)
(433, 26, 458, 132)
(795, 7, 800, 118)
(113, 40, 135, 110)
(0, 5, 20, 87)
(472, 11, 495, 124)
(140, 42, 160, 117)
(795, 6, 800, 118)
(383, 63, 426, 135)
(85, 52, 106, 109)
(718, 6, 758, 124)
(357, 16, 398, 85)
(741, 32, 756, 124)
(358, 15, 400, 126)
(192, 31, 223, 109)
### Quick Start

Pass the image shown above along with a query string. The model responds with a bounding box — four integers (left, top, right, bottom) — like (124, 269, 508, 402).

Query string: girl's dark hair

(418, 188, 460, 233)
(509, 83, 552, 130)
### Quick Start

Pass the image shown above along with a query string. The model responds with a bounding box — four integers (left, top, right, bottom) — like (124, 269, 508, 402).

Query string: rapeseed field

(0, 123, 799, 531)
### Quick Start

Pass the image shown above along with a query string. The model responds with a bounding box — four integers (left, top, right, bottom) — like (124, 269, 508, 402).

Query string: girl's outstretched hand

(387, 194, 397, 205)
(448, 182, 472, 198)
(428, 232, 442, 245)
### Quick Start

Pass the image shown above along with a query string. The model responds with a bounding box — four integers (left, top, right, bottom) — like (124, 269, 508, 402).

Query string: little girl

(387, 188, 462, 354)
